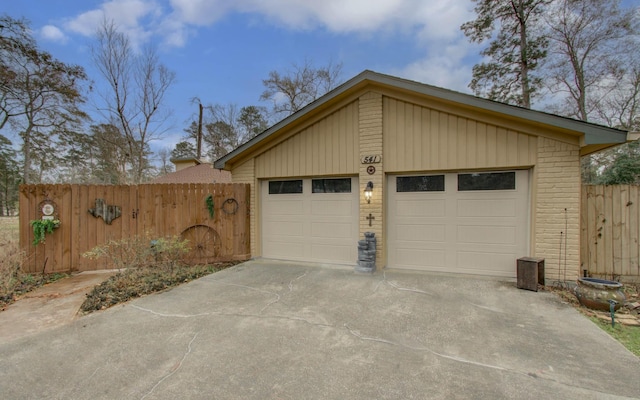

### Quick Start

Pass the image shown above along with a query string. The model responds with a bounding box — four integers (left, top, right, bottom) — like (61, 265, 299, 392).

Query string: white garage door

(388, 170, 529, 277)
(261, 177, 359, 265)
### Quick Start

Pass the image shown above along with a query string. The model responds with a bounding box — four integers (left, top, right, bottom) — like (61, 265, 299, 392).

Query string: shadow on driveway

(0, 260, 638, 399)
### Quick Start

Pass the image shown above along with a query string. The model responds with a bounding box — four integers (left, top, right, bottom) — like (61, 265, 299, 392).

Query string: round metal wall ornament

(222, 198, 239, 215)
(42, 204, 55, 216)
(38, 199, 58, 220)
(367, 165, 376, 175)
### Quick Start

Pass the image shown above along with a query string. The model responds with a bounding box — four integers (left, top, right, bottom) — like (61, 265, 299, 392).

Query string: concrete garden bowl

(574, 277, 626, 311)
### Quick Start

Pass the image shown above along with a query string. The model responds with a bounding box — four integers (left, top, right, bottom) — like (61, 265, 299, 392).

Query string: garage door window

(312, 178, 351, 193)
(458, 172, 515, 191)
(396, 175, 445, 192)
(269, 180, 303, 194)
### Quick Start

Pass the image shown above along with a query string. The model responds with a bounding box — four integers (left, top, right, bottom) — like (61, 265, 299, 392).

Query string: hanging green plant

(205, 195, 214, 218)
(30, 219, 61, 245)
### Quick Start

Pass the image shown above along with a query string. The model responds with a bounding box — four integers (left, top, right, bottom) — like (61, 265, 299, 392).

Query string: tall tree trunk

(22, 124, 32, 184)
(518, 1, 532, 109)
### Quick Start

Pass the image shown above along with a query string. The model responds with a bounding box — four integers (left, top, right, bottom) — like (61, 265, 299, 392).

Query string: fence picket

(582, 185, 640, 282)
(19, 183, 250, 273)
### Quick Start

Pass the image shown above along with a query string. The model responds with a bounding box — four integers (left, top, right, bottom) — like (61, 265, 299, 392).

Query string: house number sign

(361, 155, 381, 164)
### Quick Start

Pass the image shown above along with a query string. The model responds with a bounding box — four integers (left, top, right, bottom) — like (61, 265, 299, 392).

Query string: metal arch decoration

(222, 198, 239, 215)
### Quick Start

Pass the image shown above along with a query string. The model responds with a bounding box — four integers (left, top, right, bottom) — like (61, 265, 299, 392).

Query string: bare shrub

(0, 238, 24, 304)
(80, 232, 235, 313)
(0, 217, 66, 309)
(83, 232, 189, 271)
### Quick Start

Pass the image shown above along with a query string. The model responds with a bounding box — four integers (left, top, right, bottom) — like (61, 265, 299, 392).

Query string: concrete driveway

(0, 260, 638, 399)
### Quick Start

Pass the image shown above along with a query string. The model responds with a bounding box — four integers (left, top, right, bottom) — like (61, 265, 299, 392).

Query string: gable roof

(215, 70, 627, 169)
(152, 163, 232, 184)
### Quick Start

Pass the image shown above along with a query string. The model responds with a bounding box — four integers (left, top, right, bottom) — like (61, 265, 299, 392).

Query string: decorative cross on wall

(366, 213, 375, 227)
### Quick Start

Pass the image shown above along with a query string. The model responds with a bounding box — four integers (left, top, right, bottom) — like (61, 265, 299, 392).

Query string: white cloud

(55, 0, 481, 88)
(168, 0, 233, 26)
(40, 25, 68, 43)
(394, 39, 477, 93)
(59, 0, 475, 52)
(397, 57, 472, 93)
(167, 0, 472, 39)
(66, 9, 105, 36)
(165, 0, 478, 90)
(238, 0, 402, 32)
(65, 0, 160, 49)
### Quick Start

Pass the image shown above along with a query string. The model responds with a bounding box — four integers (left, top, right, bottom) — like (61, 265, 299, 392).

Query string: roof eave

(214, 70, 628, 169)
(214, 71, 377, 169)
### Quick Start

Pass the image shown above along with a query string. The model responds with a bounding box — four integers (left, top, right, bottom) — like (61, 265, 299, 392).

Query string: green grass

(589, 316, 640, 357)
(550, 286, 640, 357)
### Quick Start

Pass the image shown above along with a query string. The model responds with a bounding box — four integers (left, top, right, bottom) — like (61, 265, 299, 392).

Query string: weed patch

(81, 233, 239, 313)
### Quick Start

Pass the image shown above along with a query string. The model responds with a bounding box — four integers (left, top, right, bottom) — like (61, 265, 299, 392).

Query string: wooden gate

(19, 183, 250, 273)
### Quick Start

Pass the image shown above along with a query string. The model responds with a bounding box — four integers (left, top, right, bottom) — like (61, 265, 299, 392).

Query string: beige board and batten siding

(383, 97, 538, 172)
(255, 101, 359, 178)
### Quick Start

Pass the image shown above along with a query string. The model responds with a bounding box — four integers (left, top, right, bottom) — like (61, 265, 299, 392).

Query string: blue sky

(3, 0, 484, 153)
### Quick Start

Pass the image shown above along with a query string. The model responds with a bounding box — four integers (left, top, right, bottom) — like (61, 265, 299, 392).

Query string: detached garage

(215, 70, 628, 280)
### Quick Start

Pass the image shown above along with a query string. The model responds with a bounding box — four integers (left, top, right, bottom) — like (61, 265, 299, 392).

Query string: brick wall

(535, 137, 581, 282)
(359, 91, 385, 266)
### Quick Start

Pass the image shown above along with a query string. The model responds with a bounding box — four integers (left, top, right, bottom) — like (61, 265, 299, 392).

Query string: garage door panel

(263, 221, 305, 236)
(269, 199, 305, 215)
(388, 170, 529, 277)
(457, 199, 517, 217)
(311, 222, 353, 238)
(311, 200, 355, 216)
(456, 225, 517, 245)
(311, 244, 353, 262)
(261, 178, 358, 265)
(457, 251, 518, 276)
(396, 200, 446, 217)
(396, 248, 446, 267)
(265, 242, 307, 258)
(397, 224, 446, 242)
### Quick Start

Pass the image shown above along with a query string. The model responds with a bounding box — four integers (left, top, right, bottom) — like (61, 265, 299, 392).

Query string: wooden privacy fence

(581, 184, 640, 282)
(19, 183, 250, 273)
